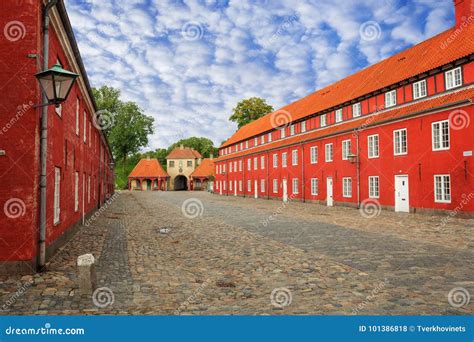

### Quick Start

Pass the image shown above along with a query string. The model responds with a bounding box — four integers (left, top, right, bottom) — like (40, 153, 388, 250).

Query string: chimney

(453, 0, 474, 28)
(180, 144, 184, 150)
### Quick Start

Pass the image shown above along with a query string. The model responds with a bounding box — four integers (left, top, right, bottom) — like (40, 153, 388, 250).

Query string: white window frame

(74, 171, 79, 212)
(368, 176, 380, 199)
(282, 152, 287, 167)
(261, 135, 265, 144)
(239, 160, 242, 172)
(83, 112, 87, 143)
(310, 146, 318, 164)
(343, 177, 352, 198)
(247, 179, 251, 192)
(385, 90, 397, 108)
(432, 120, 450, 151)
(75, 98, 80, 135)
(88, 175, 91, 203)
(311, 178, 318, 196)
(268, 132, 272, 142)
(273, 179, 278, 193)
(229, 180, 233, 191)
(393, 128, 408, 156)
(239, 180, 243, 192)
(335, 109, 343, 123)
(254, 137, 258, 146)
(352, 102, 361, 117)
(247, 159, 251, 171)
(301, 121, 306, 132)
(434, 174, 451, 203)
(280, 128, 286, 138)
(292, 149, 298, 166)
(292, 178, 299, 194)
(273, 153, 278, 168)
(290, 124, 295, 136)
(245, 141, 249, 149)
(445, 67, 462, 90)
(254, 157, 258, 170)
(54, 167, 61, 224)
(413, 79, 427, 99)
(320, 114, 327, 127)
(261, 156, 265, 170)
(325, 143, 333, 162)
(261, 179, 265, 192)
(342, 140, 351, 160)
(368, 134, 379, 159)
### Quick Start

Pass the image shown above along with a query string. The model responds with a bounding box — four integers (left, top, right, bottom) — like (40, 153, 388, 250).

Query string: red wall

(0, 1, 114, 265)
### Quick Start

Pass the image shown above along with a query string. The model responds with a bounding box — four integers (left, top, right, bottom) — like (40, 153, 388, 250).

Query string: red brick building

(0, 1, 114, 274)
(215, 0, 474, 216)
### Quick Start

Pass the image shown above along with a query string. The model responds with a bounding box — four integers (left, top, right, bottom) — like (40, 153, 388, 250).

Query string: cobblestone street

(1, 191, 473, 315)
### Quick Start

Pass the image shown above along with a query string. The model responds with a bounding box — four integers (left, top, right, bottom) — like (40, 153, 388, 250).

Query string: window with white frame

(320, 114, 327, 127)
(301, 121, 306, 132)
(353, 103, 361, 117)
(234, 161, 237, 171)
(281, 128, 286, 138)
(445, 67, 462, 90)
(413, 80, 427, 99)
(239, 160, 243, 171)
(223, 181, 226, 190)
(239, 180, 242, 192)
(342, 140, 351, 160)
(268, 132, 272, 142)
(369, 176, 379, 198)
(325, 143, 333, 162)
(290, 124, 295, 136)
(434, 175, 451, 203)
(292, 149, 298, 166)
(247, 159, 251, 170)
(335, 109, 343, 123)
(311, 178, 318, 196)
(229, 181, 233, 191)
(254, 137, 258, 146)
(261, 156, 265, 169)
(273, 153, 278, 168)
(254, 157, 258, 170)
(83, 112, 87, 143)
(273, 179, 278, 193)
(432, 120, 450, 151)
(282, 152, 287, 167)
(310, 146, 318, 164)
(89, 122, 91, 147)
(54, 167, 61, 224)
(261, 135, 265, 144)
(368, 134, 379, 158)
(76, 98, 80, 135)
(292, 178, 299, 194)
(393, 128, 407, 155)
(247, 179, 251, 191)
(74, 171, 79, 212)
(222, 164, 226, 173)
(240, 142, 243, 150)
(261, 179, 265, 192)
(245, 141, 249, 149)
(87, 175, 91, 203)
(385, 90, 397, 108)
(343, 177, 352, 198)
(229, 162, 233, 173)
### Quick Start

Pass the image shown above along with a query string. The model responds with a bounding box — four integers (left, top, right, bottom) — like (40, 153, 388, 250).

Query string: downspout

(243, 157, 246, 198)
(356, 133, 361, 209)
(38, 0, 58, 272)
(301, 143, 305, 203)
(266, 151, 269, 200)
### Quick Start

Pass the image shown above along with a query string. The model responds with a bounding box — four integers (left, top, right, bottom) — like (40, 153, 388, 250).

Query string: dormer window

(353, 103, 361, 117)
(445, 67, 462, 90)
(320, 114, 327, 127)
(335, 109, 343, 123)
(413, 80, 427, 99)
(385, 90, 397, 108)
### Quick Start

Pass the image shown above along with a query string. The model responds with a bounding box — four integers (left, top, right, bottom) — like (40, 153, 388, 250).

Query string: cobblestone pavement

(1, 191, 472, 315)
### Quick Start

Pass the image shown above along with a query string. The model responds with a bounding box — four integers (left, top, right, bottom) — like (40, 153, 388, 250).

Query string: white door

(234, 180, 237, 196)
(254, 180, 258, 198)
(282, 178, 288, 203)
(326, 177, 333, 206)
(395, 175, 409, 212)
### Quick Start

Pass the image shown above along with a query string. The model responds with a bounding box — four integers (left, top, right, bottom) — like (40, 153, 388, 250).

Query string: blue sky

(65, 0, 455, 150)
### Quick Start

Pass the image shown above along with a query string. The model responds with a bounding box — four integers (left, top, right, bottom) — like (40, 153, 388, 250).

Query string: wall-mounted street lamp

(34, 63, 79, 107)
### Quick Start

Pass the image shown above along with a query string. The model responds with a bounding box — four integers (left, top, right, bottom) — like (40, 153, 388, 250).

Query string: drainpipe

(266, 151, 269, 200)
(301, 143, 305, 203)
(38, 0, 58, 272)
(356, 133, 361, 209)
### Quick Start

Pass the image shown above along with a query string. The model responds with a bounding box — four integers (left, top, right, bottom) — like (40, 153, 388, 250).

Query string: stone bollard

(77, 254, 96, 295)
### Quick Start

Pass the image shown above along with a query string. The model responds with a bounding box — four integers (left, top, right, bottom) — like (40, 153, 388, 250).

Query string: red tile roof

(167, 147, 203, 159)
(128, 158, 169, 178)
(216, 87, 474, 162)
(221, 24, 474, 148)
(190, 158, 215, 178)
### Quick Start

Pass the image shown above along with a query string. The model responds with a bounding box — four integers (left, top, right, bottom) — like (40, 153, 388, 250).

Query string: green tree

(229, 97, 274, 129)
(168, 137, 218, 158)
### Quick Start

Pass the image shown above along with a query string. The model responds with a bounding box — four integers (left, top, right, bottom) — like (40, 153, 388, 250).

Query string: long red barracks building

(0, 1, 114, 274)
(215, 0, 474, 216)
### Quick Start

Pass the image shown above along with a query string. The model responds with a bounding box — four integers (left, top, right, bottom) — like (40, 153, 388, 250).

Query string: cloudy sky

(65, 0, 454, 150)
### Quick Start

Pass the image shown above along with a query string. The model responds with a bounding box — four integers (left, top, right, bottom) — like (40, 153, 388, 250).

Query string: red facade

(0, 1, 114, 273)
(215, 2, 474, 215)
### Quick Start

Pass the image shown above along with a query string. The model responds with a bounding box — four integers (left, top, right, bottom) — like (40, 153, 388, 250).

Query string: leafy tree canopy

(229, 97, 274, 129)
